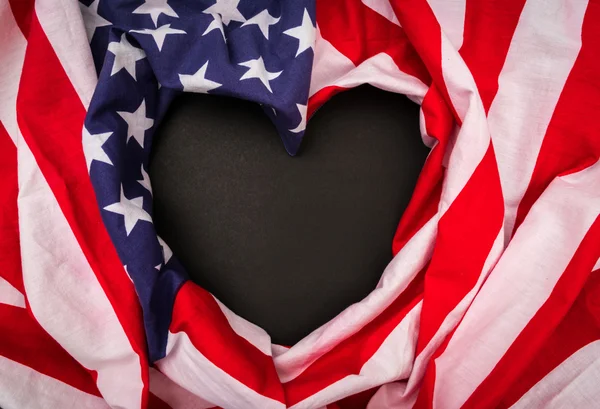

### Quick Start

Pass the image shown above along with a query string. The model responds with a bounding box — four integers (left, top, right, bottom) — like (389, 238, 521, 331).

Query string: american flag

(0, 0, 599, 408)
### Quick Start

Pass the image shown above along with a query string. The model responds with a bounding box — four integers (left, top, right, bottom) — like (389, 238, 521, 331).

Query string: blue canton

(80, 0, 316, 361)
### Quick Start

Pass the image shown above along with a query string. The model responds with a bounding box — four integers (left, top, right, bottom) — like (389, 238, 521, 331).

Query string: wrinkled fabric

(0, 0, 599, 409)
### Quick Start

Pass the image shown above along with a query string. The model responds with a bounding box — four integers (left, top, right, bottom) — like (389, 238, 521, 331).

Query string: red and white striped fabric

(1, 0, 599, 408)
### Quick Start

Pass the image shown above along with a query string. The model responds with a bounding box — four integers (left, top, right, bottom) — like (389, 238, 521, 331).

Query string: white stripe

(510, 341, 600, 409)
(331, 52, 427, 104)
(487, 0, 588, 242)
(213, 296, 273, 356)
(35, 0, 97, 108)
(158, 331, 285, 409)
(290, 301, 422, 409)
(365, 230, 505, 409)
(0, 276, 25, 308)
(427, 0, 466, 50)
(0, 355, 109, 409)
(275, 215, 437, 383)
(4, 3, 144, 408)
(419, 108, 437, 149)
(593, 257, 600, 272)
(431, 158, 600, 409)
(0, 3, 27, 144)
(149, 368, 214, 409)
(17, 140, 144, 409)
(272, 344, 289, 357)
(309, 26, 356, 97)
(309, 27, 428, 104)
(361, 0, 400, 26)
(438, 33, 491, 215)
(366, 383, 406, 409)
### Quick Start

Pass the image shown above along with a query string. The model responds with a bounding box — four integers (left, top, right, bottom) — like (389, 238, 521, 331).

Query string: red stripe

(412, 334, 444, 409)
(391, 2, 525, 407)
(515, 0, 600, 230)
(8, 0, 34, 38)
(386, 90, 449, 409)
(391, 0, 520, 258)
(331, 387, 379, 409)
(391, 87, 450, 255)
(454, 3, 600, 408)
(308, 85, 346, 119)
(148, 393, 173, 409)
(395, 0, 507, 354)
(309, 0, 430, 117)
(0, 303, 101, 396)
(461, 214, 600, 409)
(0, 123, 24, 294)
(499, 273, 600, 408)
(382, 5, 503, 409)
(284, 268, 424, 406)
(316, 0, 430, 84)
(412, 318, 465, 409)
(0, 126, 99, 398)
(459, 0, 527, 112)
(390, 0, 459, 125)
(14, 9, 150, 407)
(417, 144, 503, 351)
(387, 0, 505, 364)
(169, 282, 285, 403)
(392, 0, 504, 356)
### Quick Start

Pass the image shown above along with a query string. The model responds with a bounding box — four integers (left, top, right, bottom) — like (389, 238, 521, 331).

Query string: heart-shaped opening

(150, 85, 428, 345)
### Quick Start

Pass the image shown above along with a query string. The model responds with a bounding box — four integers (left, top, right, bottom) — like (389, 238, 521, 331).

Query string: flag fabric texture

(1, 0, 599, 408)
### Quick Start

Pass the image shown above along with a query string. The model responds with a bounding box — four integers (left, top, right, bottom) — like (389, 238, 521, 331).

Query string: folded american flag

(0, 0, 599, 408)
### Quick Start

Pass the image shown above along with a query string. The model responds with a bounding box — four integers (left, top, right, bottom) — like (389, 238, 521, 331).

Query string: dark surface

(150, 85, 428, 345)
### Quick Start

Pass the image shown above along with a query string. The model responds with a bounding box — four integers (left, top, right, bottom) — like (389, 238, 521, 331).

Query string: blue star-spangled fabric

(80, 0, 316, 361)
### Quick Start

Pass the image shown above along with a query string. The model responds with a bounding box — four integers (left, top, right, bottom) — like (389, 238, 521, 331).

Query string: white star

(238, 57, 282, 93)
(107, 33, 146, 80)
(241, 9, 280, 40)
(203, 14, 226, 41)
(179, 61, 222, 93)
(131, 24, 186, 51)
(289, 103, 307, 133)
(155, 264, 162, 271)
(137, 165, 152, 193)
(123, 265, 134, 283)
(104, 187, 152, 236)
(283, 9, 315, 57)
(117, 100, 154, 148)
(203, 0, 245, 26)
(157, 236, 173, 264)
(82, 127, 113, 170)
(133, 0, 178, 27)
(80, 0, 111, 42)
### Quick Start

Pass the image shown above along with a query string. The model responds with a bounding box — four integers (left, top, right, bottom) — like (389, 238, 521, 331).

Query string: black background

(150, 85, 428, 345)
